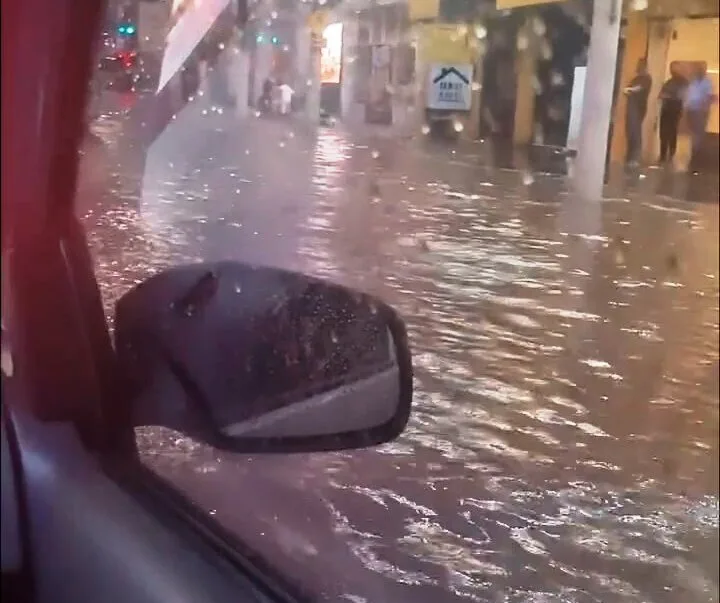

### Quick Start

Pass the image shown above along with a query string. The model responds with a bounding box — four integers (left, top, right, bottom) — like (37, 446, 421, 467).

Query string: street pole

(572, 0, 622, 202)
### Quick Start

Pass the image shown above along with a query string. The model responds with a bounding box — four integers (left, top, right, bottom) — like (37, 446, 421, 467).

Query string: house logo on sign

(427, 64, 473, 111)
(434, 67, 468, 102)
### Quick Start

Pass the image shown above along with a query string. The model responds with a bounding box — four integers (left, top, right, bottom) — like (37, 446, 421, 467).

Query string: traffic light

(255, 34, 280, 45)
(117, 23, 137, 36)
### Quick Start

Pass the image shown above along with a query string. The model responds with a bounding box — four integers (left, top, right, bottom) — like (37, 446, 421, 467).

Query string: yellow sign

(496, 0, 563, 8)
(307, 10, 329, 34)
(408, 0, 440, 21)
(418, 24, 475, 64)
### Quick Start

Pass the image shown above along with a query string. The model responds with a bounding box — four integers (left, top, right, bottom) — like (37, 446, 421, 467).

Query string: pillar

(412, 24, 428, 135)
(513, 21, 538, 146)
(229, 46, 251, 118)
(340, 19, 359, 122)
(306, 30, 322, 122)
(295, 16, 311, 92)
(641, 20, 671, 162)
(572, 0, 623, 201)
(468, 33, 485, 141)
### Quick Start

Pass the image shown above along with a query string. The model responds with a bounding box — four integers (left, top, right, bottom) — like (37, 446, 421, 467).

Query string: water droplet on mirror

(371, 150, 380, 159)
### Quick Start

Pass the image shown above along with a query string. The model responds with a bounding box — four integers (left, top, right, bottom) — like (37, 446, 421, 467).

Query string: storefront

(338, 2, 415, 126)
(610, 3, 719, 170)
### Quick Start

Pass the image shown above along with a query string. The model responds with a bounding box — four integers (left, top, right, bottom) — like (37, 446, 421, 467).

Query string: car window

(78, 2, 719, 602)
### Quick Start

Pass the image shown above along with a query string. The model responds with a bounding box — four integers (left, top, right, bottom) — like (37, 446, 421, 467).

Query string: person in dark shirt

(657, 62, 687, 164)
(624, 58, 652, 167)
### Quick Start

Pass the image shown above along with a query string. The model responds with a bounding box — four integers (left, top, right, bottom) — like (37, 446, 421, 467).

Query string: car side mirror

(113, 262, 413, 453)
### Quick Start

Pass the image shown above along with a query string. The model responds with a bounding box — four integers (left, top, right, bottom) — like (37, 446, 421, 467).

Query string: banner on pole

(496, 0, 564, 8)
(408, 0, 440, 22)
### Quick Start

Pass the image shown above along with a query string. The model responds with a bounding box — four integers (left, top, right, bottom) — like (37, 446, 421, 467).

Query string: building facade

(610, 2, 719, 170)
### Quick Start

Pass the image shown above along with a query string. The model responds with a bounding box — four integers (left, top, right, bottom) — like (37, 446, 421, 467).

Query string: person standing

(258, 77, 274, 113)
(277, 81, 295, 116)
(684, 63, 717, 173)
(623, 58, 652, 167)
(657, 63, 687, 164)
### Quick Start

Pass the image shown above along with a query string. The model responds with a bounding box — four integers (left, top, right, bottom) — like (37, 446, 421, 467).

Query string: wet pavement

(78, 99, 719, 603)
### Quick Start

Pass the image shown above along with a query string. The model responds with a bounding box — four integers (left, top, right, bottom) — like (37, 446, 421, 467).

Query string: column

(295, 16, 311, 93)
(572, 0, 623, 201)
(513, 21, 538, 146)
(468, 30, 486, 141)
(229, 45, 251, 118)
(306, 30, 322, 122)
(411, 24, 426, 135)
(340, 18, 358, 121)
(641, 20, 671, 162)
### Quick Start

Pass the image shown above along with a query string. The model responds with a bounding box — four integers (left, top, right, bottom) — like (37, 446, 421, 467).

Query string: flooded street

(79, 104, 719, 603)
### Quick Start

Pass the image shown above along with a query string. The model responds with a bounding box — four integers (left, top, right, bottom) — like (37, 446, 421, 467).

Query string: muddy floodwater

(79, 104, 719, 603)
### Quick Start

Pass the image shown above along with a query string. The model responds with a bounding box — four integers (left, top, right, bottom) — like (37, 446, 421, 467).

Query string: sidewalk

(92, 92, 719, 208)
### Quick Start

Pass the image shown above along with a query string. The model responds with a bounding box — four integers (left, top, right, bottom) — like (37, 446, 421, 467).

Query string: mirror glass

(114, 262, 412, 452)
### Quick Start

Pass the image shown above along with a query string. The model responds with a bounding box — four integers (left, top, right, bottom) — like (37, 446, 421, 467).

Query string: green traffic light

(117, 23, 135, 36)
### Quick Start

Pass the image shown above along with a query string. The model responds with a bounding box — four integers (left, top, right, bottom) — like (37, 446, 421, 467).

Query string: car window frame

(101, 455, 315, 603)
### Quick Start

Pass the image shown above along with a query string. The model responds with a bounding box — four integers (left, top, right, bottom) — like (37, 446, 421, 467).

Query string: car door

(2, 392, 301, 603)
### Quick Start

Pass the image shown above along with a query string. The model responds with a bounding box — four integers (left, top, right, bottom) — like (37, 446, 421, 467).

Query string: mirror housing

(113, 262, 413, 454)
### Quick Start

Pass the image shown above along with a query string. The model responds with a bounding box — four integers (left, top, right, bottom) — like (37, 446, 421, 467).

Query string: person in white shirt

(277, 81, 294, 115)
(684, 63, 717, 173)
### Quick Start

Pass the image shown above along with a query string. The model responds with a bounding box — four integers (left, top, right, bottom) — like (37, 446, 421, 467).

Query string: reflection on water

(79, 108, 719, 603)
